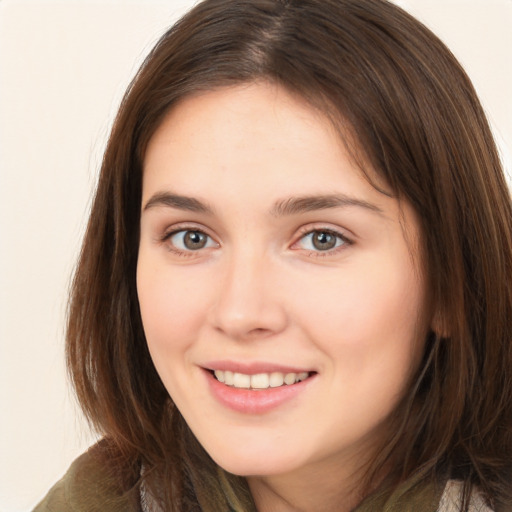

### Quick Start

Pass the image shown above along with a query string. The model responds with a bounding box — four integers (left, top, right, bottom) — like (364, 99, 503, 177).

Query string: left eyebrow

(269, 194, 384, 217)
(143, 191, 215, 214)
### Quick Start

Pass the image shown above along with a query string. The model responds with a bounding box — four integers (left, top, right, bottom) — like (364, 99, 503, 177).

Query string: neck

(249, 478, 360, 512)
(246, 452, 378, 512)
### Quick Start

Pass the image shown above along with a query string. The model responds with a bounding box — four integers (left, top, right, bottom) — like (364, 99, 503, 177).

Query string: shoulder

(438, 480, 494, 512)
(33, 440, 141, 512)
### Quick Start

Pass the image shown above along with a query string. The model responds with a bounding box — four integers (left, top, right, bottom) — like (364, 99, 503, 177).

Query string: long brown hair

(66, 0, 512, 510)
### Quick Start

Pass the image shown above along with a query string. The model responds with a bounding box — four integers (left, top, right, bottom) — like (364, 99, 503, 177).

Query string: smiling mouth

(211, 370, 314, 390)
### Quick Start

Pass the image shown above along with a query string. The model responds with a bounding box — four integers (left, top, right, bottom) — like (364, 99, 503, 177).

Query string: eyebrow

(142, 191, 384, 217)
(269, 194, 384, 217)
(143, 191, 215, 214)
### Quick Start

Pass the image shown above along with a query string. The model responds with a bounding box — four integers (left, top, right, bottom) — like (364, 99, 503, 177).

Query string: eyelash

(160, 225, 216, 258)
(160, 225, 353, 258)
(292, 226, 352, 258)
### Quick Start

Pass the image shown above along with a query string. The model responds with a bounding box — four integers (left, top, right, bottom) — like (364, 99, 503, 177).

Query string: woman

(35, 0, 512, 510)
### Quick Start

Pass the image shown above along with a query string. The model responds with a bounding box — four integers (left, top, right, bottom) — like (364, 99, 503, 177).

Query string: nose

(208, 249, 288, 341)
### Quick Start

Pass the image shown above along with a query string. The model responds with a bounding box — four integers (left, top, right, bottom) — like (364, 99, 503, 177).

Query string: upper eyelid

(160, 227, 218, 256)
(157, 222, 354, 247)
(161, 223, 216, 240)
(294, 223, 354, 241)
(290, 229, 353, 260)
(157, 225, 219, 254)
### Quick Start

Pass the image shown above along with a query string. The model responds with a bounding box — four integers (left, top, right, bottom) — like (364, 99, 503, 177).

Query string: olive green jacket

(33, 444, 491, 512)
(33, 444, 140, 512)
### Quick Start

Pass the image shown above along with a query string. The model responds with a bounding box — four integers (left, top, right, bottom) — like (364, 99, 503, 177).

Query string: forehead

(142, 82, 378, 198)
(145, 82, 340, 157)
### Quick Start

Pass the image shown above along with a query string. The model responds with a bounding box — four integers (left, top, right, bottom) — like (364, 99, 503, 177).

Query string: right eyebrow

(269, 193, 384, 217)
(142, 191, 214, 215)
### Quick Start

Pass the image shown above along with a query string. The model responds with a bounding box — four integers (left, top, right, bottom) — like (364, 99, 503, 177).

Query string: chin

(217, 459, 297, 478)
(204, 442, 306, 477)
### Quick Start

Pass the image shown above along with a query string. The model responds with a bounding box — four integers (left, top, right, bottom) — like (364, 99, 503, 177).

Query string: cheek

(136, 260, 217, 409)
(136, 262, 211, 357)
(303, 267, 425, 438)
(291, 253, 426, 382)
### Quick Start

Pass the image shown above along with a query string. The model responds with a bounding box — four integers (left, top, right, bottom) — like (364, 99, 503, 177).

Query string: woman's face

(137, 82, 428, 482)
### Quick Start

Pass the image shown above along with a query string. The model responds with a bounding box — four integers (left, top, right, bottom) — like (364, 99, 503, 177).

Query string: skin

(137, 82, 429, 512)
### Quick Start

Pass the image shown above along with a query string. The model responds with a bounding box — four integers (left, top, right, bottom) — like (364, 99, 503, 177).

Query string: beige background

(0, 1, 510, 510)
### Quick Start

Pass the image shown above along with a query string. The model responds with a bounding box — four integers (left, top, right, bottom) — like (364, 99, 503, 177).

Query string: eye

(296, 229, 348, 252)
(167, 229, 217, 251)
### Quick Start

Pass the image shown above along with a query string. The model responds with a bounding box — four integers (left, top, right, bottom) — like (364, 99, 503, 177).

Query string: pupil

(313, 231, 336, 250)
(184, 231, 206, 250)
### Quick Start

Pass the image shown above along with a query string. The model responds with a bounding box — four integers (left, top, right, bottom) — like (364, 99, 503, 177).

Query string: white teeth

(297, 371, 309, 382)
(251, 373, 270, 389)
(213, 370, 310, 389)
(269, 372, 284, 387)
(284, 373, 296, 385)
(233, 372, 251, 388)
(224, 371, 234, 385)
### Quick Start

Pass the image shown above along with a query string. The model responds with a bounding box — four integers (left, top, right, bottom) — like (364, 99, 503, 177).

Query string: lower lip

(203, 369, 315, 414)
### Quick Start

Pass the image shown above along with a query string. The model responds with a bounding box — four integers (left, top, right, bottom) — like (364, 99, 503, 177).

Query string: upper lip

(202, 360, 315, 375)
